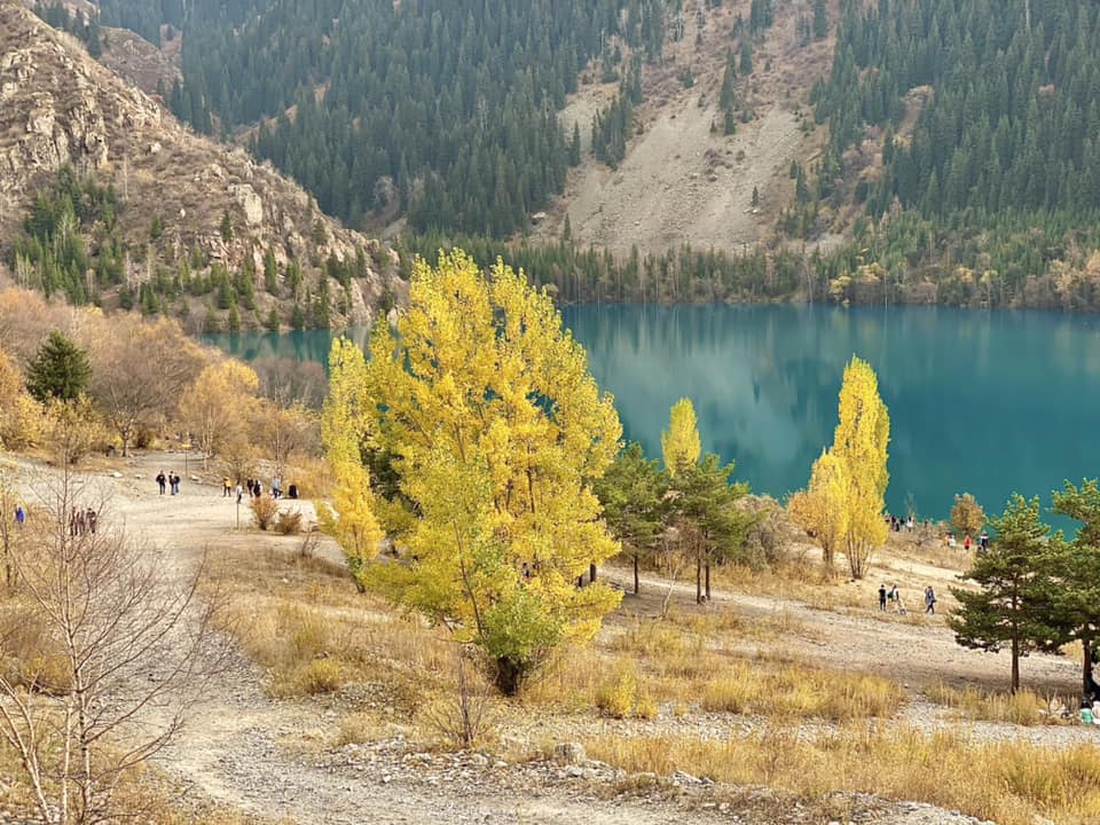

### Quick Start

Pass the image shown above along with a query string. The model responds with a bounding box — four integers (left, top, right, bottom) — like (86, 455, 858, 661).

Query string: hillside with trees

(21, 0, 1100, 312)
(809, 0, 1100, 309)
(0, 3, 403, 332)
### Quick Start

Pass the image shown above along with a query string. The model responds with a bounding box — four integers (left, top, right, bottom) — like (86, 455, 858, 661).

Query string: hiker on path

(236, 483, 244, 504)
(14, 505, 24, 528)
(979, 530, 989, 550)
(223, 477, 232, 497)
(272, 476, 282, 499)
(86, 508, 97, 535)
(964, 534, 972, 552)
(879, 583, 887, 612)
(924, 586, 936, 615)
(156, 471, 167, 495)
(170, 473, 180, 496)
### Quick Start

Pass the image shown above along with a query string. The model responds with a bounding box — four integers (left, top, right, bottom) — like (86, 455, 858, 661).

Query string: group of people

(230, 476, 299, 503)
(68, 507, 99, 536)
(942, 530, 989, 551)
(155, 471, 181, 496)
(885, 513, 934, 533)
(878, 583, 937, 615)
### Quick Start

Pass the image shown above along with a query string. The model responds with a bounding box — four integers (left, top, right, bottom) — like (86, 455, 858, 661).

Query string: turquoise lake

(207, 305, 1100, 521)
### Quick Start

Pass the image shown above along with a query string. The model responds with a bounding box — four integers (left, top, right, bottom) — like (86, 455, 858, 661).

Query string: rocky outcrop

(0, 2, 404, 325)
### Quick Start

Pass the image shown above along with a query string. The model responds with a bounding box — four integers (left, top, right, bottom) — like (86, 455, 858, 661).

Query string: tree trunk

(1011, 635, 1020, 694)
(633, 554, 639, 595)
(589, 562, 597, 583)
(704, 562, 711, 602)
(1084, 631, 1094, 696)
(695, 557, 702, 604)
(494, 656, 524, 696)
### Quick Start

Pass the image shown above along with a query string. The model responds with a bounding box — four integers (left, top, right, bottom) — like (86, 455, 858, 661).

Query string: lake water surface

(207, 305, 1100, 520)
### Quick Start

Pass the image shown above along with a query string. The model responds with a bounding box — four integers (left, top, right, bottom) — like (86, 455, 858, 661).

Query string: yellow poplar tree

(179, 361, 259, 467)
(330, 250, 623, 693)
(789, 448, 847, 570)
(830, 356, 890, 579)
(318, 338, 383, 585)
(661, 397, 701, 476)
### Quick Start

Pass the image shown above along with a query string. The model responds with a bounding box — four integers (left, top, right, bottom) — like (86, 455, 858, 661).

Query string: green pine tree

(26, 330, 92, 403)
(593, 443, 668, 594)
(948, 495, 1063, 693)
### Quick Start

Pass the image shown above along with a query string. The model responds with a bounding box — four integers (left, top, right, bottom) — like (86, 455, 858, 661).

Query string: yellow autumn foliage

(324, 251, 624, 692)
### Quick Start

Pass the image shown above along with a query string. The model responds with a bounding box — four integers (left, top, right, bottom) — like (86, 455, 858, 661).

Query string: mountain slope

(0, 1, 403, 330)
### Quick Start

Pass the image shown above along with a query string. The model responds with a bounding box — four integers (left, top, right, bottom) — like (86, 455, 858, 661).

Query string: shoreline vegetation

(3, 256, 1100, 825)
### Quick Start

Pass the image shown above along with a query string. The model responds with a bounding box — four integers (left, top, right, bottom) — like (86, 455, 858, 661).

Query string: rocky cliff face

(0, 1, 403, 326)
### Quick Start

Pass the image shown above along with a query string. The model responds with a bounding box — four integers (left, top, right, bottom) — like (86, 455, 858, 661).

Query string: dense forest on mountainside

(23, 0, 1100, 313)
(811, 0, 1100, 309)
(163, 0, 666, 237)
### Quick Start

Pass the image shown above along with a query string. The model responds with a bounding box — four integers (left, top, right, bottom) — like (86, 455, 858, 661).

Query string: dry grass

(584, 728, 1100, 825)
(701, 661, 904, 721)
(206, 547, 452, 702)
(0, 735, 260, 825)
(925, 683, 1069, 727)
(525, 612, 902, 722)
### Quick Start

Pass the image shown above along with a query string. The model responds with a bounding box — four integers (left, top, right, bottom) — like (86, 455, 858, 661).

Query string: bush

(250, 495, 279, 530)
(595, 662, 639, 719)
(300, 658, 342, 694)
(0, 601, 72, 694)
(275, 509, 303, 535)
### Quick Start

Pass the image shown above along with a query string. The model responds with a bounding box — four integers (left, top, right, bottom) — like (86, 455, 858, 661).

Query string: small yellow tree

(180, 361, 259, 467)
(789, 448, 847, 570)
(318, 337, 383, 585)
(0, 349, 42, 450)
(951, 492, 985, 538)
(830, 356, 890, 579)
(661, 397, 701, 476)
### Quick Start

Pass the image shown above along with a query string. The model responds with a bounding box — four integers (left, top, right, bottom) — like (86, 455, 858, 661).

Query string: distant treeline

(402, 227, 1100, 312)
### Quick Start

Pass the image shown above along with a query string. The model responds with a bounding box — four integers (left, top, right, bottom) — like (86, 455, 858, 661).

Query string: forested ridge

(810, 0, 1100, 310)
(25, 0, 1100, 313)
(160, 0, 665, 237)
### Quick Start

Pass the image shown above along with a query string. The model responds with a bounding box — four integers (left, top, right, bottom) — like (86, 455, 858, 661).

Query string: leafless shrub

(419, 650, 497, 750)
(250, 495, 279, 530)
(274, 509, 303, 536)
(0, 468, 224, 825)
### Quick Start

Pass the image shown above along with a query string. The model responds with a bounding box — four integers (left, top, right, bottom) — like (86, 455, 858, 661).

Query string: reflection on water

(207, 305, 1100, 519)
(561, 304, 1100, 519)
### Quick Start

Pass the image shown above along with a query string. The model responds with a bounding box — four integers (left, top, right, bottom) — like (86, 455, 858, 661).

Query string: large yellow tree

(830, 356, 890, 579)
(327, 251, 623, 693)
(661, 397, 701, 476)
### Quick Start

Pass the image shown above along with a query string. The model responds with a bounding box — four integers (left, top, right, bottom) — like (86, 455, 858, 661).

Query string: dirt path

(4, 452, 1088, 824)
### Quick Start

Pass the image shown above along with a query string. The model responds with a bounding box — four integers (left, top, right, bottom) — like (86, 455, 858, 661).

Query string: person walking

(86, 508, 97, 535)
(272, 475, 282, 499)
(924, 586, 937, 615)
(979, 530, 989, 550)
(156, 471, 167, 495)
(236, 482, 244, 504)
(170, 472, 180, 496)
(879, 583, 887, 612)
(223, 477, 232, 497)
(964, 534, 972, 552)
(14, 505, 24, 529)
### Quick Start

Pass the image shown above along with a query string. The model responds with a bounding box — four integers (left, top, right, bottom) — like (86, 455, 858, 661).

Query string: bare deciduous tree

(85, 317, 205, 456)
(0, 468, 222, 824)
